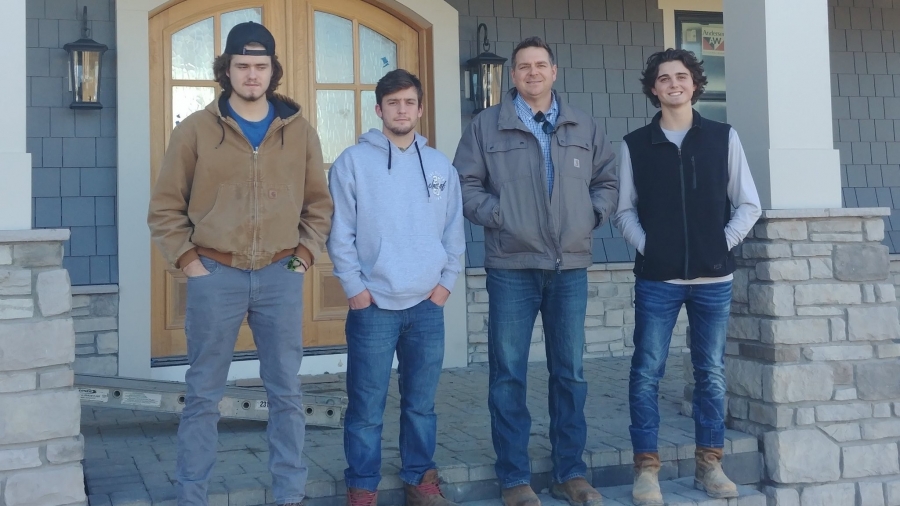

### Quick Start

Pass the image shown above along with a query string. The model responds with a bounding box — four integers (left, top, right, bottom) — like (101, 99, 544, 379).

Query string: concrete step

(462, 478, 766, 506)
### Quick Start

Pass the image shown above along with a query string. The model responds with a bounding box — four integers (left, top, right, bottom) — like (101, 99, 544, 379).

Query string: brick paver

(83, 356, 759, 506)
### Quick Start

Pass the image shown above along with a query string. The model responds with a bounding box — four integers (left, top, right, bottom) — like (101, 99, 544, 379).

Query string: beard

(232, 85, 267, 103)
(385, 119, 418, 137)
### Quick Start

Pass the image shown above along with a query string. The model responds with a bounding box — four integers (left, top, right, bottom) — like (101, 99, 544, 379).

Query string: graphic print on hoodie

(326, 129, 466, 311)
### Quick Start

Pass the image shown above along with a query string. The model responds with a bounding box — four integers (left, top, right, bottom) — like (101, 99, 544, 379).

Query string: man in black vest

(614, 49, 761, 506)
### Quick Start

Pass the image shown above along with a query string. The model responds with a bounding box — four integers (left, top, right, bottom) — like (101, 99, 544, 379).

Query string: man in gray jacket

(453, 37, 618, 506)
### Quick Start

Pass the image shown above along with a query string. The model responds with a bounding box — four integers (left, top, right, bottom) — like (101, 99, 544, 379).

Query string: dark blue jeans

(486, 268, 588, 489)
(629, 277, 732, 453)
(343, 300, 445, 491)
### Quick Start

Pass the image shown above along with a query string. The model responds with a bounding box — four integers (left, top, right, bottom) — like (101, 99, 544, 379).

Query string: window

(675, 11, 726, 122)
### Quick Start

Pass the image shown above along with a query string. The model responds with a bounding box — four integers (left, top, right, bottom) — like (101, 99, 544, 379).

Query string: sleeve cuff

(176, 248, 199, 269)
(340, 277, 367, 300)
(439, 272, 458, 293)
(293, 244, 314, 267)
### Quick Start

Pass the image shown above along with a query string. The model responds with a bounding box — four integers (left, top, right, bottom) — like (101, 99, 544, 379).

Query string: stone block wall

(465, 263, 688, 363)
(71, 286, 118, 376)
(715, 209, 900, 505)
(0, 229, 86, 506)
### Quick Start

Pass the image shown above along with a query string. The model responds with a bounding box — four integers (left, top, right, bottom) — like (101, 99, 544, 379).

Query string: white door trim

(116, 0, 463, 379)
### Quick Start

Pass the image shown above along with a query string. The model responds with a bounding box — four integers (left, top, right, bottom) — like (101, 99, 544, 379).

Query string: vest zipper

(678, 147, 689, 279)
(691, 155, 697, 190)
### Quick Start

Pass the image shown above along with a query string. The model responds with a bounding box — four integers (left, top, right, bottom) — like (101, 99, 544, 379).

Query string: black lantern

(466, 23, 508, 112)
(64, 7, 108, 109)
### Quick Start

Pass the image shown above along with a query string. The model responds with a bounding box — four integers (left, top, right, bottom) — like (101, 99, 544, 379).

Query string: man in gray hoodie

(326, 69, 465, 506)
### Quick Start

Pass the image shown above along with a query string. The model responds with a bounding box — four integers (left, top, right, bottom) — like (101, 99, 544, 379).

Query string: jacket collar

(650, 108, 703, 144)
(212, 92, 302, 121)
(498, 88, 578, 131)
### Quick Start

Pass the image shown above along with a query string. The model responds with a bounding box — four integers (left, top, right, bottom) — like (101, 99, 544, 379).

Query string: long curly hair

(640, 48, 708, 108)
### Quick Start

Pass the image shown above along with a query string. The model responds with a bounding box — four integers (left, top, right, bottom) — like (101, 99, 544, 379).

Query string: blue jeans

(486, 268, 588, 489)
(629, 277, 732, 453)
(177, 256, 307, 506)
(343, 299, 445, 491)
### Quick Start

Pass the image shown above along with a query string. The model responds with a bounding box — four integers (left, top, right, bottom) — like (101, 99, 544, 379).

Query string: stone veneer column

(724, 208, 900, 505)
(0, 230, 85, 506)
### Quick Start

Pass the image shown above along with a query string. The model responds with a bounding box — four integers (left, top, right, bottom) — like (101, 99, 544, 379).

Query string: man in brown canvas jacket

(147, 22, 332, 506)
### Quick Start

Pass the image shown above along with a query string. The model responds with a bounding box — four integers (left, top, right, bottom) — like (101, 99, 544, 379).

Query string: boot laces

(348, 490, 378, 506)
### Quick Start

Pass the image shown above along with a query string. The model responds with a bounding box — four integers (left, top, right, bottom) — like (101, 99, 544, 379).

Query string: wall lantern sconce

(466, 23, 507, 113)
(64, 7, 108, 110)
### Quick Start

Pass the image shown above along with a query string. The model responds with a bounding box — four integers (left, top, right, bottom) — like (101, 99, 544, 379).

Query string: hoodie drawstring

(215, 117, 225, 148)
(414, 142, 429, 200)
(384, 138, 429, 200)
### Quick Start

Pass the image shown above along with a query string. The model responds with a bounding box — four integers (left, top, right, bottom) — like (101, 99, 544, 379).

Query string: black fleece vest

(624, 111, 734, 281)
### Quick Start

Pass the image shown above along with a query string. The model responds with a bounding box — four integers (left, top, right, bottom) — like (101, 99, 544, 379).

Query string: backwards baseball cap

(224, 21, 275, 56)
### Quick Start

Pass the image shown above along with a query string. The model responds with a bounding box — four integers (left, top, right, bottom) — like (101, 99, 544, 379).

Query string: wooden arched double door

(149, 0, 423, 361)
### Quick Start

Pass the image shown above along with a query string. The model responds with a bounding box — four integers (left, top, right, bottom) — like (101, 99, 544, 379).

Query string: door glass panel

(694, 100, 727, 123)
(172, 17, 215, 80)
(316, 90, 356, 163)
(360, 90, 380, 134)
(359, 25, 397, 84)
(221, 8, 263, 51)
(172, 86, 215, 127)
(314, 12, 354, 84)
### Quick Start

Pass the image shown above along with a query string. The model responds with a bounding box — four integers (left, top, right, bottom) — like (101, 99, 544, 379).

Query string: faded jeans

(177, 256, 307, 506)
(343, 299, 445, 492)
(629, 277, 732, 453)
(485, 268, 589, 489)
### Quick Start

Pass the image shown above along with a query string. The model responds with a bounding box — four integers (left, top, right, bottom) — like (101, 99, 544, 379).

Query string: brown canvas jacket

(148, 93, 333, 270)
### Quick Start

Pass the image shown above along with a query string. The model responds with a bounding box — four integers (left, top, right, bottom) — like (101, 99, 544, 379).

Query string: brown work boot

(550, 477, 603, 506)
(632, 453, 663, 506)
(501, 484, 541, 506)
(694, 447, 738, 499)
(404, 469, 457, 506)
(347, 488, 378, 506)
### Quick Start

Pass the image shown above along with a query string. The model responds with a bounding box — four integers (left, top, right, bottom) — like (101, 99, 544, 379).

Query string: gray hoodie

(327, 129, 465, 310)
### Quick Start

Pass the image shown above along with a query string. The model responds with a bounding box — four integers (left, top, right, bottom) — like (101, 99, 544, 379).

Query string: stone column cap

(760, 208, 890, 219)
(0, 229, 71, 243)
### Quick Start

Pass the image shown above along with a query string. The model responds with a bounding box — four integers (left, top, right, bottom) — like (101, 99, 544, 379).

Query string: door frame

(116, 0, 465, 380)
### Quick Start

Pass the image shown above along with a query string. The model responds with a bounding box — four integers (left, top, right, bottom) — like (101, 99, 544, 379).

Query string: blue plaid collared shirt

(514, 93, 559, 197)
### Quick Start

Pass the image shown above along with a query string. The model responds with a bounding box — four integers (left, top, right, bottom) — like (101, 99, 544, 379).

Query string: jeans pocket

(188, 256, 220, 279)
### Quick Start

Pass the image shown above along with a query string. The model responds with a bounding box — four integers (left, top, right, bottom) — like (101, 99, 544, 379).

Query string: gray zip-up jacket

(454, 89, 618, 270)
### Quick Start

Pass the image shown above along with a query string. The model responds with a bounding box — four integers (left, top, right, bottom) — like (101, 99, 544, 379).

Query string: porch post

(718, 4, 900, 504)
(0, 0, 32, 230)
(723, 0, 842, 209)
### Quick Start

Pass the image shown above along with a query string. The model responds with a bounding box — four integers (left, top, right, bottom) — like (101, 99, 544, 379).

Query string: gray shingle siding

(452, 0, 661, 267)
(26, 0, 117, 285)
(831, 0, 900, 253)
(25, 0, 890, 278)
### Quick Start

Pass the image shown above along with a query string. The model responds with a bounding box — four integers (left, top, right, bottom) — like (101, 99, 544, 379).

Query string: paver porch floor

(82, 356, 761, 506)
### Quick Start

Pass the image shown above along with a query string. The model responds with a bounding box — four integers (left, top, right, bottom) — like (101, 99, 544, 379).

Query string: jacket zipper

(678, 147, 690, 279)
(221, 116, 281, 270)
(251, 149, 259, 269)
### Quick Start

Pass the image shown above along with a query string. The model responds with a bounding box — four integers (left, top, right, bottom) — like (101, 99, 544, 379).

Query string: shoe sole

(631, 498, 663, 506)
(693, 479, 739, 499)
(549, 488, 602, 506)
(631, 494, 664, 506)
